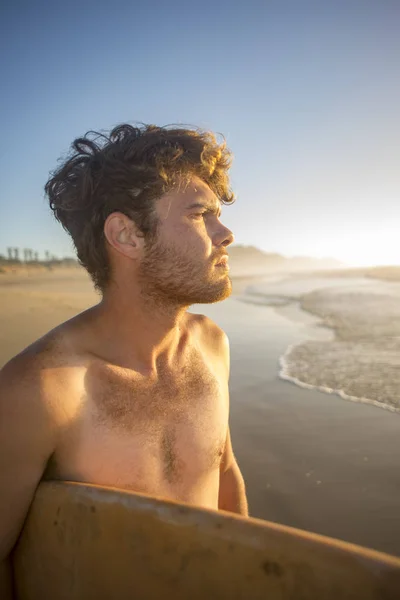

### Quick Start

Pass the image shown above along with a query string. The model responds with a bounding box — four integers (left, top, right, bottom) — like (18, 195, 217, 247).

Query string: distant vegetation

(0, 247, 78, 272)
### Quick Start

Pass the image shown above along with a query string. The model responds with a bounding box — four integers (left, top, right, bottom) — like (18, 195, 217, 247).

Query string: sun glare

(337, 237, 400, 268)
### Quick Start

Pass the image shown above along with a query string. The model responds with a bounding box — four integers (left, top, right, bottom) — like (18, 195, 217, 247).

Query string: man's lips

(215, 255, 229, 267)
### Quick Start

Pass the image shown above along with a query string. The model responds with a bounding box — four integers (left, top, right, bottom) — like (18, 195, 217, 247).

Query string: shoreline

(275, 298, 400, 415)
(279, 341, 400, 415)
(238, 276, 400, 415)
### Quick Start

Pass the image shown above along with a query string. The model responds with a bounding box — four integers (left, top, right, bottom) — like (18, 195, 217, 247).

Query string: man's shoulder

(0, 348, 58, 438)
(186, 312, 230, 367)
(1, 306, 97, 380)
(1, 335, 54, 380)
(187, 312, 228, 342)
(0, 320, 83, 410)
(1, 342, 56, 409)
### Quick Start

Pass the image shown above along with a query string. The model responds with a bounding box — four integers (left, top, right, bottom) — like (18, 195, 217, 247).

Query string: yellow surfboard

(13, 481, 400, 599)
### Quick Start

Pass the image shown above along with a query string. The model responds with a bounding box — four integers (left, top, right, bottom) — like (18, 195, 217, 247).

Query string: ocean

(238, 275, 400, 413)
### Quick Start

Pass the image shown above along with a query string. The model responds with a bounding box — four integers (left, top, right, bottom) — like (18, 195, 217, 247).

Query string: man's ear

(104, 212, 144, 259)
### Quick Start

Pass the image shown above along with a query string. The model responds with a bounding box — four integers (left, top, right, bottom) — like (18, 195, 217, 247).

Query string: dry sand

(1, 267, 400, 557)
(0, 267, 99, 366)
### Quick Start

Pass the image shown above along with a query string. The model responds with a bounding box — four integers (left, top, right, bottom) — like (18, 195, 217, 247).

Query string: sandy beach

(1, 267, 399, 557)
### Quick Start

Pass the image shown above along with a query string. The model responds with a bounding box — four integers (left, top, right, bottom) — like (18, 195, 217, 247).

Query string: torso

(42, 312, 229, 510)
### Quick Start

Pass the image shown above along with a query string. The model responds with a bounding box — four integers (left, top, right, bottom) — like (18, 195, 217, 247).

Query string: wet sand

(198, 296, 400, 557)
(1, 268, 400, 557)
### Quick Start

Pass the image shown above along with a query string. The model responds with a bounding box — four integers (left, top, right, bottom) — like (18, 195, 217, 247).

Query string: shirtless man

(0, 123, 247, 595)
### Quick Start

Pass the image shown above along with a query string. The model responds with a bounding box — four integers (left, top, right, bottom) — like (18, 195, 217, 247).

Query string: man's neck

(92, 286, 189, 373)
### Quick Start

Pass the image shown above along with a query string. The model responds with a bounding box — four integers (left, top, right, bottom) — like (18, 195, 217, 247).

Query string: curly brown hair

(45, 123, 235, 292)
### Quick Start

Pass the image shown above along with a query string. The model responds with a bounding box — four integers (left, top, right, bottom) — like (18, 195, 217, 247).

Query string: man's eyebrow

(186, 202, 222, 217)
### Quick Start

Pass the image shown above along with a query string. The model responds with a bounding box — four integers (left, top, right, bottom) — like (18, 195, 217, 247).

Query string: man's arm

(218, 426, 248, 516)
(0, 355, 56, 599)
(216, 329, 248, 516)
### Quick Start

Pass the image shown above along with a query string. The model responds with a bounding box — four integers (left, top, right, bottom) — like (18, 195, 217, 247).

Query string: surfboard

(13, 481, 400, 599)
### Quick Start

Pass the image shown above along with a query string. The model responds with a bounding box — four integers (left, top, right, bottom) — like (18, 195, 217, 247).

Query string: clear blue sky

(1, 0, 399, 266)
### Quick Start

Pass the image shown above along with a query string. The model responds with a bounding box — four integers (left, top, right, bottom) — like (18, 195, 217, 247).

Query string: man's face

(138, 176, 234, 306)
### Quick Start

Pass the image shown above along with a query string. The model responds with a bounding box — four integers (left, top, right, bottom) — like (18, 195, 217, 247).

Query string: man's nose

(219, 224, 235, 247)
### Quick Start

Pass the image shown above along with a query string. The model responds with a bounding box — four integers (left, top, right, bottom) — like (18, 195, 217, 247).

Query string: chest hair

(85, 353, 222, 434)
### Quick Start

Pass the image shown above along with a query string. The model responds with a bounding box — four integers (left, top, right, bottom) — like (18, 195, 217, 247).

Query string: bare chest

(53, 357, 229, 493)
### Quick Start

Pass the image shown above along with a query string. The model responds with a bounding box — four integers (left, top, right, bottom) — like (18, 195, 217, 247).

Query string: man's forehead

(156, 176, 220, 219)
(183, 178, 219, 207)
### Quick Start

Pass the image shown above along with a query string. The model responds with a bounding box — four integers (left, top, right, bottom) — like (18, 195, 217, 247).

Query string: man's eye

(191, 213, 205, 219)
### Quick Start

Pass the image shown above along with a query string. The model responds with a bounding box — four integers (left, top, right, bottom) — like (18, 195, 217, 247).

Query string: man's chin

(193, 276, 232, 304)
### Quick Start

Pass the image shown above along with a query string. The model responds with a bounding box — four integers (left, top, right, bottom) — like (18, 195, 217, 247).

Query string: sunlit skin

(0, 176, 248, 595)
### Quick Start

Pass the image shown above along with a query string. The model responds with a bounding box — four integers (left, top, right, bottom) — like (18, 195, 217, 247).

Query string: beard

(138, 234, 232, 307)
